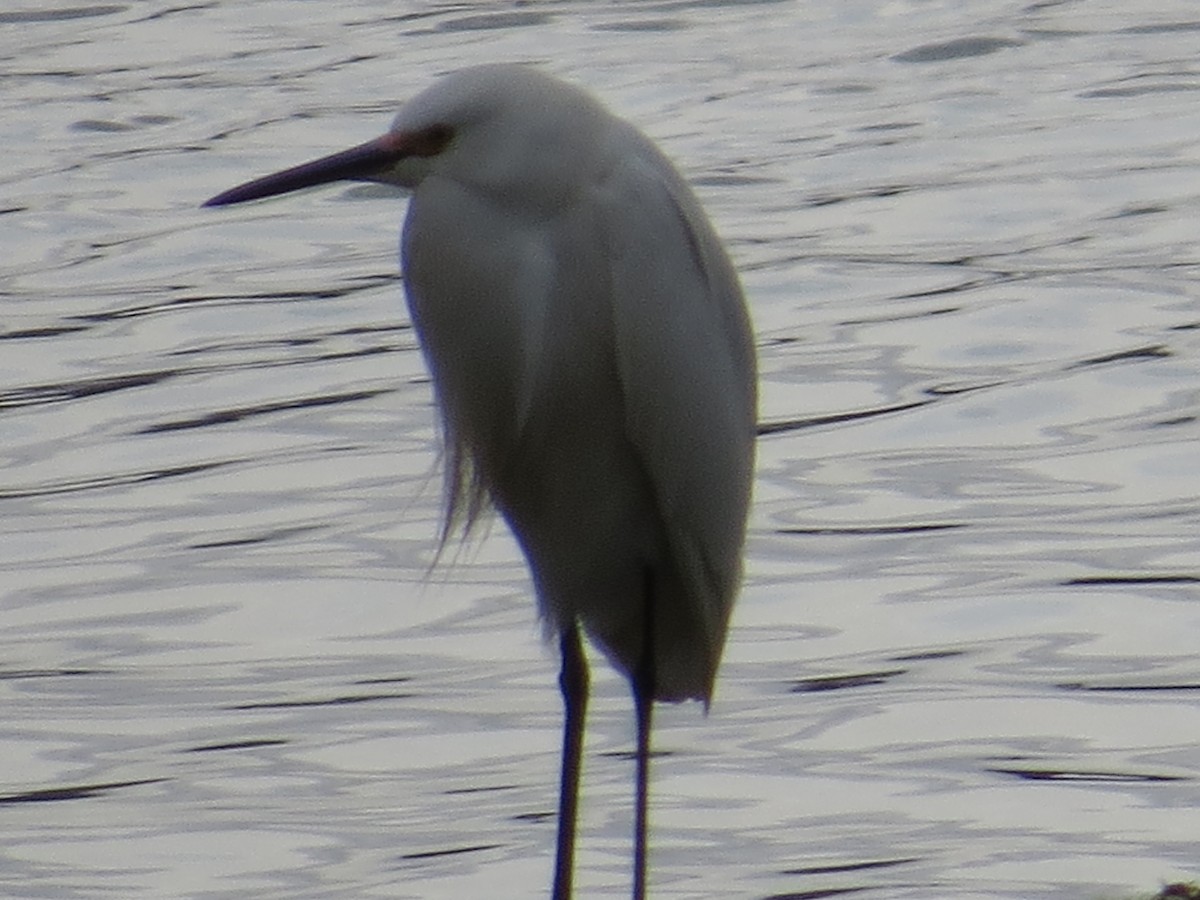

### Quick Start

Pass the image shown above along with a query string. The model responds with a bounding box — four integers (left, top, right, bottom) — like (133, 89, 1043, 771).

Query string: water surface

(2, 1, 1199, 898)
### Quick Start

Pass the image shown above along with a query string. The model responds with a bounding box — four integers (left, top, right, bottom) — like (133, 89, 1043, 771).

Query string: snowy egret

(204, 64, 756, 899)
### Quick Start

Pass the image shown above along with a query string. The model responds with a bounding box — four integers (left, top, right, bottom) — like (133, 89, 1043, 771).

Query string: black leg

(553, 624, 588, 900)
(632, 671, 653, 900)
(632, 568, 656, 900)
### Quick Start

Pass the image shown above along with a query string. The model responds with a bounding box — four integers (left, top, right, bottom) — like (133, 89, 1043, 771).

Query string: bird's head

(204, 64, 612, 212)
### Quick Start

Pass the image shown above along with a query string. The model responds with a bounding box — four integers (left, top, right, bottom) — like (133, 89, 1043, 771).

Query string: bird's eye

(410, 123, 454, 157)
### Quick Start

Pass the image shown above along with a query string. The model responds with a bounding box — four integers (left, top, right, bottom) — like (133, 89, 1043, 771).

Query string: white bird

(204, 64, 756, 899)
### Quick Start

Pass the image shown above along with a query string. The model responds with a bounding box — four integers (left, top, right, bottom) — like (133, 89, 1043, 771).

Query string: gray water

(3, 1, 1199, 898)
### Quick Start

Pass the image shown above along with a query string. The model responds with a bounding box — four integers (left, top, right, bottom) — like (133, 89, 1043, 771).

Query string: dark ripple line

(227, 691, 412, 710)
(138, 387, 393, 434)
(763, 886, 876, 900)
(790, 669, 907, 693)
(0, 460, 234, 500)
(0, 345, 397, 416)
(185, 738, 289, 753)
(1067, 343, 1172, 369)
(988, 767, 1185, 783)
(0, 369, 181, 410)
(778, 523, 965, 536)
(782, 858, 921, 876)
(0, 667, 101, 680)
(893, 36, 1024, 63)
(189, 524, 327, 550)
(70, 273, 398, 323)
(758, 399, 931, 436)
(0, 778, 168, 805)
(399, 843, 504, 861)
(0, 5, 124, 24)
(1058, 682, 1200, 692)
(890, 649, 966, 663)
(0, 323, 92, 340)
(1064, 574, 1200, 585)
(163, 321, 406, 358)
(0, 275, 401, 351)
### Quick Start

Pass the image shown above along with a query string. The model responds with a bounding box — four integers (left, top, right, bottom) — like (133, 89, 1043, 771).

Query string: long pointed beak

(203, 132, 409, 207)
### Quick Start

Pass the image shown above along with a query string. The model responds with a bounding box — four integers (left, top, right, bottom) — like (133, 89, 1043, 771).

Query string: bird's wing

(598, 129, 757, 686)
(402, 178, 558, 543)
